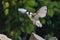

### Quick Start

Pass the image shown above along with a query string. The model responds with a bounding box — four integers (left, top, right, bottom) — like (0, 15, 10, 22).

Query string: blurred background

(0, 0, 60, 40)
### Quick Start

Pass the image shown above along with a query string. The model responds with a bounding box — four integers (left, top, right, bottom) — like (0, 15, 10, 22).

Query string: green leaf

(25, 6, 35, 12)
(4, 9, 9, 16)
(48, 8, 54, 17)
(40, 19, 46, 24)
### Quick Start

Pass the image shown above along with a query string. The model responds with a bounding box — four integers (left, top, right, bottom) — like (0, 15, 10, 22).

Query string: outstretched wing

(18, 8, 27, 13)
(34, 6, 47, 18)
(0, 34, 12, 40)
(32, 33, 45, 40)
(18, 8, 33, 17)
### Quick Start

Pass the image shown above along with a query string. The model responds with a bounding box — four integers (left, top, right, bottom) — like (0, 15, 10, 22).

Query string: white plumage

(18, 7, 58, 40)
(49, 37, 58, 40)
(0, 34, 12, 40)
(18, 6, 47, 27)
(18, 8, 27, 13)
(32, 33, 45, 40)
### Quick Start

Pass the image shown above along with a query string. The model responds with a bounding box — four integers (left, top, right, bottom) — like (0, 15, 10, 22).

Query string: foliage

(0, 0, 60, 40)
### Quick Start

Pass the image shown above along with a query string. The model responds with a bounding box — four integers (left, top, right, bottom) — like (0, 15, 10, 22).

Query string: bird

(29, 32, 45, 40)
(32, 32, 45, 40)
(18, 6, 47, 27)
(0, 34, 12, 40)
(30, 33, 58, 40)
(18, 6, 58, 40)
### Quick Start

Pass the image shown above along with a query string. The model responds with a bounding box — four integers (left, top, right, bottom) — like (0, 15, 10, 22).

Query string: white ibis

(32, 32, 45, 40)
(49, 37, 58, 40)
(29, 32, 58, 40)
(18, 6, 47, 27)
(0, 34, 12, 40)
(18, 6, 59, 40)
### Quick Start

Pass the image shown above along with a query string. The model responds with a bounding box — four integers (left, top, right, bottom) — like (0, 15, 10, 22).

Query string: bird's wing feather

(18, 8, 33, 17)
(34, 6, 47, 18)
(32, 33, 45, 40)
(18, 8, 27, 13)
